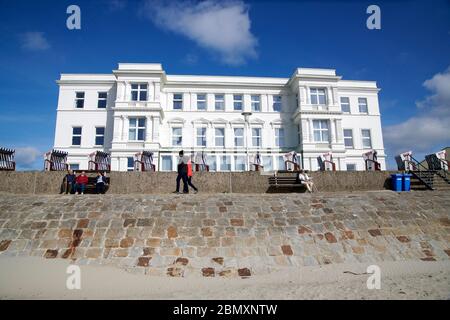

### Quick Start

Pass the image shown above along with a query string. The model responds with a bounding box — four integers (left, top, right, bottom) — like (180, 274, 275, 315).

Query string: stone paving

(0, 191, 449, 278)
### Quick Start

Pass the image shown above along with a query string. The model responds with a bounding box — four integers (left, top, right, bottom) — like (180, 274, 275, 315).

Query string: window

(128, 118, 146, 141)
(127, 157, 134, 172)
(208, 155, 217, 172)
(346, 164, 356, 171)
(343, 129, 354, 149)
(234, 156, 246, 171)
(215, 94, 224, 111)
(220, 156, 231, 171)
(196, 127, 207, 147)
(75, 92, 85, 109)
(197, 94, 206, 110)
(161, 156, 173, 171)
(72, 127, 82, 146)
(341, 97, 350, 113)
(252, 128, 262, 147)
(215, 128, 225, 147)
(234, 128, 244, 147)
(251, 95, 261, 112)
(310, 88, 327, 105)
(313, 120, 330, 142)
(358, 98, 368, 114)
(361, 129, 372, 148)
(95, 127, 105, 146)
(97, 92, 107, 108)
(273, 95, 282, 112)
(233, 95, 243, 111)
(276, 156, 285, 170)
(275, 128, 285, 147)
(131, 84, 147, 101)
(263, 156, 273, 171)
(69, 164, 79, 171)
(173, 94, 183, 110)
(172, 127, 182, 146)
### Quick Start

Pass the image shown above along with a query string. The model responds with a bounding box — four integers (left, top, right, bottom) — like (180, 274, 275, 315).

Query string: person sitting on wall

(75, 171, 89, 195)
(174, 150, 189, 194)
(187, 158, 199, 194)
(64, 169, 76, 194)
(297, 170, 315, 193)
(95, 172, 107, 194)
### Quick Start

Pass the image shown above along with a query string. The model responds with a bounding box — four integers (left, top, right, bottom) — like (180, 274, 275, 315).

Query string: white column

(327, 86, 333, 106)
(154, 82, 160, 102)
(123, 82, 129, 101)
(148, 81, 154, 101)
(330, 119, 336, 143)
(308, 119, 313, 142)
(305, 86, 310, 104)
(113, 115, 121, 141)
(146, 116, 153, 142)
(121, 116, 127, 141)
(336, 119, 343, 143)
(152, 116, 160, 143)
(301, 119, 308, 142)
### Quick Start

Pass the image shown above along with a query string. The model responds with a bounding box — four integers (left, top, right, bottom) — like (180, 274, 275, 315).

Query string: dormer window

(310, 88, 327, 105)
(131, 84, 148, 102)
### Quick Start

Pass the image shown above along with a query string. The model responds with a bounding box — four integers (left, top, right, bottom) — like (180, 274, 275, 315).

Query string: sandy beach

(0, 256, 448, 300)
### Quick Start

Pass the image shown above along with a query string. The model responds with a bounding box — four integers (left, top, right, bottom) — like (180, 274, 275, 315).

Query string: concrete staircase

(410, 171, 450, 191)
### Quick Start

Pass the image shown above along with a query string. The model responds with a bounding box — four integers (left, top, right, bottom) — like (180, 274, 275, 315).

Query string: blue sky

(0, 0, 449, 170)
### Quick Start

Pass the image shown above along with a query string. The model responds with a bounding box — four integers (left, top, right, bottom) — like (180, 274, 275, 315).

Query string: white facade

(53, 63, 386, 172)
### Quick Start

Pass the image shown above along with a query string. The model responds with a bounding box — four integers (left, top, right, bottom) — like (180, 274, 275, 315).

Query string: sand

(0, 257, 449, 299)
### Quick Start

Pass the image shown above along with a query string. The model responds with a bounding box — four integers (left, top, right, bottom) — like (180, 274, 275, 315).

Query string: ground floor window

(276, 156, 285, 170)
(161, 155, 173, 171)
(346, 163, 356, 171)
(69, 163, 79, 170)
(263, 156, 273, 171)
(220, 155, 231, 171)
(127, 157, 134, 171)
(208, 155, 217, 172)
(234, 156, 246, 171)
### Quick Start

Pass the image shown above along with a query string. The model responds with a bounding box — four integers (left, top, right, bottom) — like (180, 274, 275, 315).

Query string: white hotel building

(53, 63, 386, 172)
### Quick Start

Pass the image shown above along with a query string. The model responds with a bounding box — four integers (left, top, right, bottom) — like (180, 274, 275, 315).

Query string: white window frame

(233, 127, 244, 147)
(313, 120, 330, 143)
(275, 127, 285, 147)
(252, 127, 262, 147)
(75, 92, 85, 109)
(273, 95, 282, 112)
(95, 127, 105, 146)
(340, 97, 350, 113)
(196, 94, 207, 110)
(233, 94, 243, 111)
(171, 127, 183, 147)
(343, 129, 354, 149)
(220, 155, 231, 171)
(72, 126, 82, 146)
(196, 127, 207, 147)
(358, 98, 368, 114)
(234, 155, 247, 171)
(173, 93, 183, 110)
(128, 118, 146, 141)
(361, 129, 372, 149)
(161, 155, 173, 171)
(215, 94, 225, 111)
(214, 127, 225, 147)
(251, 95, 261, 112)
(310, 88, 327, 105)
(97, 92, 107, 108)
(131, 84, 148, 102)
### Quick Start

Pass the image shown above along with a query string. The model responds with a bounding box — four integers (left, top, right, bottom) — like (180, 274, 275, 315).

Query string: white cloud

(142, 0, 258, 65)
(19, 32, 50, 51)
(14, 147, 42, 168)
(384, 67, 450, 158)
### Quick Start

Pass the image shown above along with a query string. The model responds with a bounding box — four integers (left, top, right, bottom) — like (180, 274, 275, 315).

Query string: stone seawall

(0, 171, 397, 195)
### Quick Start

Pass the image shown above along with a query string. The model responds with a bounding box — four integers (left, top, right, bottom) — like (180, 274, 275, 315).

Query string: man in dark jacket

(64, 170, 76, 194)
(174, 150, 189, 194)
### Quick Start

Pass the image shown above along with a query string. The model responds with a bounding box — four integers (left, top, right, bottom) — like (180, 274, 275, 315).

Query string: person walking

(187, 158, 198, 194)
(174, 150, 189, 194)
(75, 171, 89, 195)
(64, 170, 76, 194)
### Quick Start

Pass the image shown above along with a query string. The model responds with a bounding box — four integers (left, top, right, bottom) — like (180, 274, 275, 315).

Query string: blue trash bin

(391, 174, 403, 192)
(402, 174, 412, 192)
